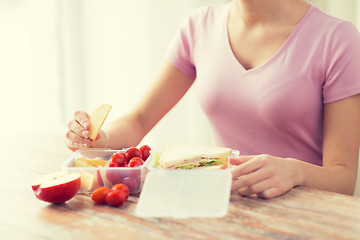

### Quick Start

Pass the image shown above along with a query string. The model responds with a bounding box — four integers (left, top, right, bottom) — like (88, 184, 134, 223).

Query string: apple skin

(97, 169, 104, 187)
(32, 172, 81, 204)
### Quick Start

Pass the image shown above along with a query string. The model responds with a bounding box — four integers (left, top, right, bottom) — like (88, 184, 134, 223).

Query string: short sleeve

(165, 11, 198, 79)
(323, 21, 360, 103)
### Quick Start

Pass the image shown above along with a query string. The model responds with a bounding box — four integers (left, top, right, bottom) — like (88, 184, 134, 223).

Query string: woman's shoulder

(309, 5, 359, 36)
(185, 3, 230, 25)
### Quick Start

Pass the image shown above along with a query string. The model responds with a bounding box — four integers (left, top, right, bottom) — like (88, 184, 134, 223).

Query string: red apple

(97, 168, 104, 187)
(31, 171, 81, 204)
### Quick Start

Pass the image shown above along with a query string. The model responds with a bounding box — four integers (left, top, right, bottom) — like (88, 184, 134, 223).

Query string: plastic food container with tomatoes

(61, 148, 152, 194)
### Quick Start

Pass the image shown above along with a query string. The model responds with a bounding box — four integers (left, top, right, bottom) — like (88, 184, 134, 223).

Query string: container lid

(135, 169, 232, 218)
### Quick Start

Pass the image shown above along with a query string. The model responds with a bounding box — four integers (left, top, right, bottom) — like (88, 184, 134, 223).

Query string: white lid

(135, 169, 232, 218)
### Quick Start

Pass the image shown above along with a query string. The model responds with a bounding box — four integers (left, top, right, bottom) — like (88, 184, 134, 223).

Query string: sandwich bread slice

(158, 145, 232, 169)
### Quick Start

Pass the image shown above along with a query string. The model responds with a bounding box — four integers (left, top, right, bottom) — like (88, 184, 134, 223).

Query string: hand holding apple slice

(32, 171, 81, 204)
(89, 104, 112, 140)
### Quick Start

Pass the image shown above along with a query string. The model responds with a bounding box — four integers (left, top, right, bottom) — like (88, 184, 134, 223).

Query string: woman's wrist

(289, 158, 307, 187)
(289, 158, 356, 195)
(90, 129, 109, 148)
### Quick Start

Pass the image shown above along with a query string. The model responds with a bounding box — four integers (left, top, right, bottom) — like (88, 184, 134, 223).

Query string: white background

(1, 0, 359, 194)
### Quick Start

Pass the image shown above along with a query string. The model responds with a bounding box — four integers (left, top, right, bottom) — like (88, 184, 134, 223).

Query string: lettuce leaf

(151, 151, 162, 168)
(174, 159, 223, 169)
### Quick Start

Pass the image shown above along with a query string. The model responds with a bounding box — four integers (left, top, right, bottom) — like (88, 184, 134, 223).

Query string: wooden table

(1, 133, 360, 240)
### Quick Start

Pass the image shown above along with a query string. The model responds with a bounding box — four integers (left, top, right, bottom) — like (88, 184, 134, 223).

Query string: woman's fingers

(237, 178, 275, 196)
(257, 187, 285, 199)
(230, 155, 268, 179)
(230, 155, 297, 199)
(229, 156, 253, 165)
(65, 131, 92, 149)
(231, 166, 271, 192)
(67, 119, 87, 137)
(66, 130, 92, 145)
(74, 111, 91, 130)
(65, 111, 92, 151)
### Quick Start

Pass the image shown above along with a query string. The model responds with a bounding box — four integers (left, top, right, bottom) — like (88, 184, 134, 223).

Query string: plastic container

(135, 148, 240, 218)
(146, 149, 240, 170)
(135, 169, 232, 218)
(61, 149, 148, 194)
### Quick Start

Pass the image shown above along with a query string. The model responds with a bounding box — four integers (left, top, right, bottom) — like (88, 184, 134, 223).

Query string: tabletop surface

(1, 133, 360, 240)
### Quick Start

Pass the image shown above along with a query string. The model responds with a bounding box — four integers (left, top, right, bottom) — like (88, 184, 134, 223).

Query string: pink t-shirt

(166, 3, 360, 166)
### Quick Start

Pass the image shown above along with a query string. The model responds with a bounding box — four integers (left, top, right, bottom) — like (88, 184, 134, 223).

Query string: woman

(65, 0, 360, 198)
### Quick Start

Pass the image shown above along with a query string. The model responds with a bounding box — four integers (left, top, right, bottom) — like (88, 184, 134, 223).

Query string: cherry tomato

(126, 147, 142, 162)
(139, 145, 151, 161)
(110, 153, 126, 167)
(106, 168, 124, 184)
(122, 177, 138, 193)
(105, 190, 126, 207)
(128, 157, 144, 167)
(111, 183, 130, 200)
(108, 161, 120, 168)
(91, 186, 111, 204)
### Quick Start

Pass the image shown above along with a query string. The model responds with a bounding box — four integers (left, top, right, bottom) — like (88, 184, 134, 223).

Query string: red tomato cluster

(108, 145, 151, 168)
(91, 183, 130, 207)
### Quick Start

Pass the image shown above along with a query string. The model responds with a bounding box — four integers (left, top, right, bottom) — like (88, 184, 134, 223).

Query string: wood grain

(1, 133, 359, 240)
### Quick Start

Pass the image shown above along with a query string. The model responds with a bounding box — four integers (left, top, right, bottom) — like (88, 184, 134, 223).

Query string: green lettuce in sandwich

(157, 145, 232, 169)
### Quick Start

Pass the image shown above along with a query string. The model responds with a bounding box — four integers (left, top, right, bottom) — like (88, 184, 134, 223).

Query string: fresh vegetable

(108, 161, 120, 168)
(128, 157, 144, 167)
(91, 184, 129, 207)
(151, 151, 161, 168)
(107, 145, 151, 168)
(126, 147, 142, 161)
(174, 160, 224, 169)
(105, 190, 127, 207)
(111, 184, 130, 200)
(91, 186, 111, 204)
(122, 177, 138, 192)
(139, 145, 151, 161)
(109, 153, 126, 167)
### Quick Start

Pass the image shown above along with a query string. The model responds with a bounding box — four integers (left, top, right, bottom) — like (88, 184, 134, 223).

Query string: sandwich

(155, 145, 232, 169)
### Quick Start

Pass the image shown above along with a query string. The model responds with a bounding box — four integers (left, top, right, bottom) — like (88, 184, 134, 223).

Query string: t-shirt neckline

(223, 3, 315, 75)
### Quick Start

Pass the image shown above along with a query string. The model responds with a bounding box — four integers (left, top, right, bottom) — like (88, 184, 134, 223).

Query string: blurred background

(1, 0, 359, 193)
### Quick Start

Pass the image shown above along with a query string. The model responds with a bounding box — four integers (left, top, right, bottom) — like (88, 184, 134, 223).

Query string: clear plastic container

(135, 169, 232, 218)
(135, 148, 240, 218)
(146, 149, 240, 170)
(61, 149, 148, 194)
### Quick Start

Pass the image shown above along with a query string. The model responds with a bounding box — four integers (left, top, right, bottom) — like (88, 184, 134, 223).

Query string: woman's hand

(65, 111, 105, 152)
(230, 154, 303, 199)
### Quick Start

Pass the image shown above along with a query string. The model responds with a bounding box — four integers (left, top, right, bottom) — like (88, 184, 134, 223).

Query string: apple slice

(89, 104, 112, 140)
(98, 166, 111, 188)
(31, 171, 68, 191)
(74, 157, 108, 168)
(79, 171, 98, 191)
(31, 171, 81, 204)
(74, 157, 92, 167)
(88, 159, 108, 167)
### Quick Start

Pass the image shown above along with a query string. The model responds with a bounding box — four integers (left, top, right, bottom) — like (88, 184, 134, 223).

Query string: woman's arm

(66, 62, 195, 151)
(298, 94, 360, 194)
(230, 94, 360, 198)
(101, 62, 195, 149)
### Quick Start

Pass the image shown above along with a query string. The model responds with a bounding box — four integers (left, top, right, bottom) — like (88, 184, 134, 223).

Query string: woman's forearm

(92, 111, 146, 149)
(91, 63, 195, 150)
(297, 160, 357, 195)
